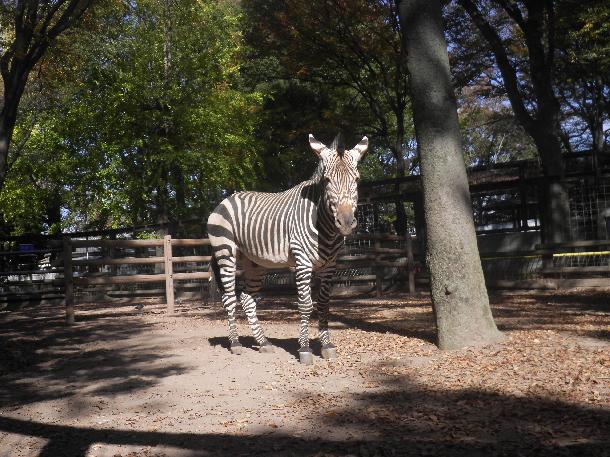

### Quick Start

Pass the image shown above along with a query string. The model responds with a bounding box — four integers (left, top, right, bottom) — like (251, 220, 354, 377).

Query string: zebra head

(309, 133, 369, 236)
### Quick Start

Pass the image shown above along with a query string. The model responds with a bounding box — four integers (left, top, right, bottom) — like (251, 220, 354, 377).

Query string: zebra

(207, 133, 368, 364)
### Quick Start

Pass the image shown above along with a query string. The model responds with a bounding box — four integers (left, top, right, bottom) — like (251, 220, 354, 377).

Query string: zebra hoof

(321, 344, 337, 360)
(230, 343, 244, 355)
(299, 349, 314, 365)
(259, 343, 275, 353)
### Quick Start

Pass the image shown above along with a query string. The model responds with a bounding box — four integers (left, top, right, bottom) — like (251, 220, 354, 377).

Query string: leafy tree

(445, 6, 538, 165)
(243, 0, 415, 231)
(451, 0, 610, 242)
(0, 0, 94, 193)
(555, 0, 610, 173)
(1, 0, 263, 234)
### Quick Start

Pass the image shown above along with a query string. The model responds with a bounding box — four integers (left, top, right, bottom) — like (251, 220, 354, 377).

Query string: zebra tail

(208, 256, 222, 304)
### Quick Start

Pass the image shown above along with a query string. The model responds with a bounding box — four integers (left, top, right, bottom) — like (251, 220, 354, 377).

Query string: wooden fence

(2, 234, 608, 324)
(63, 235, 214, 323)
(476, 239, 610, 290)
(0, 234, 415, 323)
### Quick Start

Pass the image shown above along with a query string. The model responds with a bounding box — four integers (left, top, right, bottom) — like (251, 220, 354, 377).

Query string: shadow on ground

(314, 370, 610, 456)
(0, 374, 607, 457)
(208, 334, 319, 360)
(328, 290, 610, 343)
(193, 289, 610, 345)
(0, 303, 189, 408)
(489, 290, 610, 340)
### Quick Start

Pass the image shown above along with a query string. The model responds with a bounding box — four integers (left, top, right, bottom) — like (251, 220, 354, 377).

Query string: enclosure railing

(476, 239, 610, 289)
(56, 234, 417, 323)
(62, 236, 211, 323)
(4, 234, 607, 323)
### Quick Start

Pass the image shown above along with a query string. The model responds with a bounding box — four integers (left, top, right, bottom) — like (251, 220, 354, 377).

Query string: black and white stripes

(207, 133, 368, 364)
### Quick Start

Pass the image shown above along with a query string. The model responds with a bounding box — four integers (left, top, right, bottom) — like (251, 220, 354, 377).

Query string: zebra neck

(303, 175, 341, 242)
(317, 183, 340, 242)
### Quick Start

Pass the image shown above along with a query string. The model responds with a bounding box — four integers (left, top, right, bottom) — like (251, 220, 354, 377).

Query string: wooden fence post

(374, 238, 382, 297)
(406, 233, 415, 293)
(164, 235, 175, 313)
(62, 236, 75, 324)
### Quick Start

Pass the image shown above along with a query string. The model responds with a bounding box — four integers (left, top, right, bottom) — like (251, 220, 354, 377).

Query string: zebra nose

(335, 204, 356, 235)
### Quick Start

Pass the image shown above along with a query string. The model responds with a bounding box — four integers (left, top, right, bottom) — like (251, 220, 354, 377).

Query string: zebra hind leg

(240, 292, 274, 353)
(214, 255, 243, 355)
(221, 292, 243, 354)
(240, 262, 273, 353)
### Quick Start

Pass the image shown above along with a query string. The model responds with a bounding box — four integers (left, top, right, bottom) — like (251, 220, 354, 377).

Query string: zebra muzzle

(335, 204, 357, 235)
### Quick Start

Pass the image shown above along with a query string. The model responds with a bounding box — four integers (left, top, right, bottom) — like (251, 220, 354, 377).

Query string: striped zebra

(207, 133, 368, 364)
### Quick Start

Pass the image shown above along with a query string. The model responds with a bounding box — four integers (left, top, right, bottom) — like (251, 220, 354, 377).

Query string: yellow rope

(482, 251, 610, 261)
(553, 251, 610, 257)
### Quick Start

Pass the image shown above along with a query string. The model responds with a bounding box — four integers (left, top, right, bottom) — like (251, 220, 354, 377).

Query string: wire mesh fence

(568, 177, 610, 241)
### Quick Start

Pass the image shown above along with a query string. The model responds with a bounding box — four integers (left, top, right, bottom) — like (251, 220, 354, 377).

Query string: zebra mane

(330, 132, 345, 157)
(310, 159, 326, 182)
(309, 132, 345, 182)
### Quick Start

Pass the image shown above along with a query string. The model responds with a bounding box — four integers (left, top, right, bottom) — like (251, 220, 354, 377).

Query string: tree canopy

(1, 0, 262, 234)
(0, 0, 608, 235)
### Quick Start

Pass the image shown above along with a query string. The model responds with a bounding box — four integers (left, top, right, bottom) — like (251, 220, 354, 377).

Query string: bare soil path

(0, 290, 609, 457)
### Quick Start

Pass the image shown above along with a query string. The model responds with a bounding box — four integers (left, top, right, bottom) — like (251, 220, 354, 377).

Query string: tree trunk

(0, 0, 94, 195)
(0, 118, 11, 190)
(530, 128, 571, 244)
(392, 114, 409, 235)
(0, 90, 21, 190)
(398, 0, 503, 349)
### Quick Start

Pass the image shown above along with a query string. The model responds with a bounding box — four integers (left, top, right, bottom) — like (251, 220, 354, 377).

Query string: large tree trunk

(398, 0, 503, 349)
(0, 84, 23, 190)
(531, 127, 571, 244)
(0, 117, 12, 190)
(392, 111, 409, 235)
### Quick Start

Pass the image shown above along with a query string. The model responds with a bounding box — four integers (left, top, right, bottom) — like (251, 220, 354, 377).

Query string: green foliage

(242, 0, 413, 184)
(1, 0, 263, 234)
(2, 0, 608, 236)
(558, 0, 610, 72)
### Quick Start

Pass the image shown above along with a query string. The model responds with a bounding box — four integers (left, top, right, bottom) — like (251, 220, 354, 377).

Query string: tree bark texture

(398, 0, 503, 349)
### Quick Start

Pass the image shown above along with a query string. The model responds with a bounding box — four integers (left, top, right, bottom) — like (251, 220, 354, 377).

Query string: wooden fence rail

(58, 234, 415, 323)
(2, 233, 608, 324)
(62, 236, 213, 322)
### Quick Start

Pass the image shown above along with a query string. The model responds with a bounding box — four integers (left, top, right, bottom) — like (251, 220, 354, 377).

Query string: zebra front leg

(317, 268, 337, 360)
(295, 261, 314, 364)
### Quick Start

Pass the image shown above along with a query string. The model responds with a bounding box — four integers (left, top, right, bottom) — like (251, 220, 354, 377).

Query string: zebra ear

(350, 136, 369, 163)
(309, 134, 326, 157)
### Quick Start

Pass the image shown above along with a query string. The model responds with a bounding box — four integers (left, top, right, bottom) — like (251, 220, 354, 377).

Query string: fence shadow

(489, 290, 610, 341)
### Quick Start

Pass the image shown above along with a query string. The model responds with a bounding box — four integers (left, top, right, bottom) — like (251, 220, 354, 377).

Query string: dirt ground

(0, 289, 609, 457)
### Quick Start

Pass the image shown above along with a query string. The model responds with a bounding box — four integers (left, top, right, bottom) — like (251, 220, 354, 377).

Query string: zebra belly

(240, 251, 296, 269)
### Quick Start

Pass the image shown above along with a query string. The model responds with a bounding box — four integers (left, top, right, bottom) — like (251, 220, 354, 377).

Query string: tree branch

(458, 0, 535, 132)
(493, 0, 526, 30)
